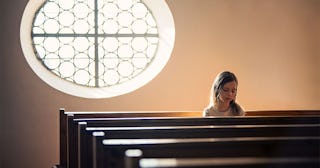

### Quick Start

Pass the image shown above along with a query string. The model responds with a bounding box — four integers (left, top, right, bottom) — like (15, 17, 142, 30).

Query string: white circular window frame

(20, 0, 175, 99)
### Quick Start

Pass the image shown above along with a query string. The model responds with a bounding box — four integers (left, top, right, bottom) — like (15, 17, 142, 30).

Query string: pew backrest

(78, 124, 320, 168)
(58, 108, 320, 168)
(133, 157, 320, 168)
(94, 136, 320, 168)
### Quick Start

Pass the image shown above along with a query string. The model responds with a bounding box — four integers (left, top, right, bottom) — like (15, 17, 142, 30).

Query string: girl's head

(211, 71, 238, 105)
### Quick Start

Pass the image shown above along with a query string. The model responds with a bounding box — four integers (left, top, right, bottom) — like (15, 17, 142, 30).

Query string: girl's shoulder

(236, 103, 246, 116)
(203, 106, 214, 117)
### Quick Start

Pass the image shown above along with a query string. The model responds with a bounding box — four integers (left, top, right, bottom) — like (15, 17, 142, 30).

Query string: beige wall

(166, 0, 320, 111)
(1, 0, 319, 167)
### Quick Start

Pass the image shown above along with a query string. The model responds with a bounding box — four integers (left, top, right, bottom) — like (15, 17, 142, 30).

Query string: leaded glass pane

(32, 0, 159, 87)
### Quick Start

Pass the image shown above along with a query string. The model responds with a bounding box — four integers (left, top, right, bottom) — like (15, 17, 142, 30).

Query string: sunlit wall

(1, 0, 319, 168)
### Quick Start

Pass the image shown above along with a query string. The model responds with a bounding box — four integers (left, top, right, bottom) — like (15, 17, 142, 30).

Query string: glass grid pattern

(32, 0, 159, 87)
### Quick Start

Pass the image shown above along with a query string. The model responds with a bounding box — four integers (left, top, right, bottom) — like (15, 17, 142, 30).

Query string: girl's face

(218, 81, 237, 104)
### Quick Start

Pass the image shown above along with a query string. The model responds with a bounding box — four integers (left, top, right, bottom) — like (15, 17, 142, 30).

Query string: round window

(21, 0, 175, 98)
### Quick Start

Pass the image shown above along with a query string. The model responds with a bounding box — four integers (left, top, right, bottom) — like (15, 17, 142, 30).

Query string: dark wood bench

(93, 136, 320, 168)
(78, 124, 320, 168)
(71, 117, 320, 168)
(82, 124, 320, 139)
(127, 156, 320, 168)
(57, 108, 320, 168)
(61, 109, 202, 168)
(246, 110, 320, 116)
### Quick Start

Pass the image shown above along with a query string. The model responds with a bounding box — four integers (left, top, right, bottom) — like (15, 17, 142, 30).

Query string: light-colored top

(203, 105, 245, 117)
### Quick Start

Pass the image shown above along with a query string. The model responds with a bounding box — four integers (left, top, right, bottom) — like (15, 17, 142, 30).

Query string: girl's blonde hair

(208, 71, 242, 115)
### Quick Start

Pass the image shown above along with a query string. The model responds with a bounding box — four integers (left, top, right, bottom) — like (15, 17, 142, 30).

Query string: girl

(203, 71, 245, 116)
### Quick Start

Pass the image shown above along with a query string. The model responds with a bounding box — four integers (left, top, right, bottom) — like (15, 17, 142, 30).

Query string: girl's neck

(215, 102, 230, 112)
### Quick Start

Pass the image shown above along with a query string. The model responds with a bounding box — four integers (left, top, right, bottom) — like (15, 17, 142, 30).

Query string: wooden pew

(57, 108, 320, 168)
(61, 110, 202, 168)
(77, 117, 320, 167)
(93, 136, 320, 168)
(78, 124, 320, 168)
(246, 110, 320, 116)
(82, 124, 320, 139)
(125, 149, 320, 168)
(61, 109, 203, 168)
(128, 156, 320, 168)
